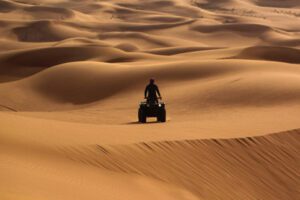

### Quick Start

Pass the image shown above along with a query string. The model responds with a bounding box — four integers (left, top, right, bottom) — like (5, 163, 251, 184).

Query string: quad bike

(138, 98, 166, 123)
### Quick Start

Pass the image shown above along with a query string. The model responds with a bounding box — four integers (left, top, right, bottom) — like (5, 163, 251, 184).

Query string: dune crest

(1, 126, 298, 200)
(65, 130, 299, 200)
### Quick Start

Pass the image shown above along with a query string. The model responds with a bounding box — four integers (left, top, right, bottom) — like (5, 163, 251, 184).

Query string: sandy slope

(0, 0, 300, 199)
(1, 119, 299, 200)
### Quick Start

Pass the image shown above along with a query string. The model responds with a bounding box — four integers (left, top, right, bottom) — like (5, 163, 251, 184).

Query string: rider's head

(150, 78, 155, 84)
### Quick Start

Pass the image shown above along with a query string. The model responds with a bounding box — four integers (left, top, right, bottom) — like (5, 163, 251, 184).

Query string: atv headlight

(158, 104, 162, 107)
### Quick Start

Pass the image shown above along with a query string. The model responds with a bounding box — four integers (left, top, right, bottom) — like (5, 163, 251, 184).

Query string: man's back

(145, 83, 159, 98)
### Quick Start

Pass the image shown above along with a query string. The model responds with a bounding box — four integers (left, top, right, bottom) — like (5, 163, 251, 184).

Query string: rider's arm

(156, 85, 161, 97)
(144, 86, 148, 98)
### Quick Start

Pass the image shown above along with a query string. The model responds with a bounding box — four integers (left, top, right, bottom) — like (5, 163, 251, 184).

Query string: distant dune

(0, 0, 299, 200)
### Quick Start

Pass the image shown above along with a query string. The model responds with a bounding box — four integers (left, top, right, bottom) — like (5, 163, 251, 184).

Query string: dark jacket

(144, 83, 161, 99)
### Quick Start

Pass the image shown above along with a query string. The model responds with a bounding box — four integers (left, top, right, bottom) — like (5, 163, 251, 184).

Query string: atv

(138, 98, 166, 123)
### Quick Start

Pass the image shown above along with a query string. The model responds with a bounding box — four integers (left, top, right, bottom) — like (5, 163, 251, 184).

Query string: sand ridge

(1, 126, 299, 200)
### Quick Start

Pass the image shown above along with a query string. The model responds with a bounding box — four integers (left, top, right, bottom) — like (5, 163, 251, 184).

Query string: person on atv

(144, 78, 161, 104)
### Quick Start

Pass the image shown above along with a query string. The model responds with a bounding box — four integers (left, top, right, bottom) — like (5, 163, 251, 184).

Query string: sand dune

(191, 23, 272, 34)
(0, 45, 145, 81)
(13, 20, 95, 42)
(2, 46, 125, 67)
(0, 0, 19, 12)
(23, 5, 75, 19)
(145, 46, 223, 55)
(1, 59, 300, 109)
(230, 46, 300, 63)
(1, 120, 298, 200)
(64, 130, 299, 200)
(98, 31, 175, 49)
(0, 0, 299, 199)
(251, 0, 300, 8)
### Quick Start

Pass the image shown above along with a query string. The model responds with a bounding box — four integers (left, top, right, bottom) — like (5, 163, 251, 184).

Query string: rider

(144, 78, 161, 104)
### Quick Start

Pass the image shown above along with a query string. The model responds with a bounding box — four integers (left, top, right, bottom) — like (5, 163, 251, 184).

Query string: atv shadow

(126, 121, 164, 125)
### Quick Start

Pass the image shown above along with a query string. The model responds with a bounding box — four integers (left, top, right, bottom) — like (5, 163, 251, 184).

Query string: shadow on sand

(125, 120, 169, 125)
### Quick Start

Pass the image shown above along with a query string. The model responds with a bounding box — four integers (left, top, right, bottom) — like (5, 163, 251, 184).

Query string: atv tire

(157, 109, 166, 122)
(138, 108, 146, 123)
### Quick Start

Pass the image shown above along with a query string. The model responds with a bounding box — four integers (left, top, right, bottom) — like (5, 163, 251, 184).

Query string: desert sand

(0, 0, 300, 199)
